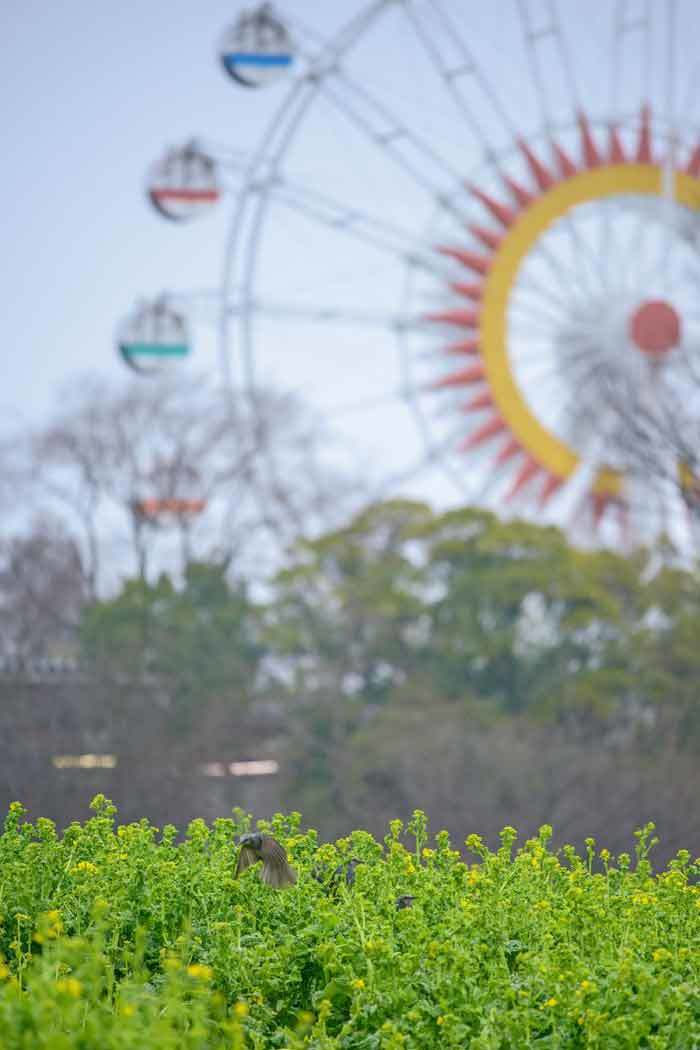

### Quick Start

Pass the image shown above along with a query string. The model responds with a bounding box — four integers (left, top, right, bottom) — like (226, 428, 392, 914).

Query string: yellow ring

(480, 164, 700, 496)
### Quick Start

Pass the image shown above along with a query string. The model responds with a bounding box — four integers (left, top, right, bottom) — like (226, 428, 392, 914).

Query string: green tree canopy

(80, 562, 262, 718)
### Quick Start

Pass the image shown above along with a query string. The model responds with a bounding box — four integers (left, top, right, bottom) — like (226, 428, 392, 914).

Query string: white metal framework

(136, 0, 700, 551)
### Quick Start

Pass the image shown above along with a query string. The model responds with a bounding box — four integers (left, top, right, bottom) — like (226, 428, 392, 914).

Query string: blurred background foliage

(2, 378, 700, 862)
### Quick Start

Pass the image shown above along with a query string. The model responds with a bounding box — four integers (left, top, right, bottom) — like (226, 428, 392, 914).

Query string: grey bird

(234, 832, 297, 888)
(396, 894, 416, 910)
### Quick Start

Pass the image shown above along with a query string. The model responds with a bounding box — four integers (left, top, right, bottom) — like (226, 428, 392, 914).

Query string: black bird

(234, 832, 297, 888)
(396, 894, 415, 910)
(331, 857, 364, 890)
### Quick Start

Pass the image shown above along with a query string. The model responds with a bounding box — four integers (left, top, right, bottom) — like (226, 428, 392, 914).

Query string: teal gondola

(117, 298, 190, 376)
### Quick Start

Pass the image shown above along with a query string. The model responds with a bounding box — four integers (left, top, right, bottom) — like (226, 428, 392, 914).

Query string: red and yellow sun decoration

(426, 107, 700, 527)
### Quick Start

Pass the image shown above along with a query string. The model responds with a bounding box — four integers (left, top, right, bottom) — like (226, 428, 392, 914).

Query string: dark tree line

(2, 377, 700, 860)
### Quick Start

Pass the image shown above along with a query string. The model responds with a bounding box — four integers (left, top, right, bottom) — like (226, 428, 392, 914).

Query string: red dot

(629, 300, 680, 356)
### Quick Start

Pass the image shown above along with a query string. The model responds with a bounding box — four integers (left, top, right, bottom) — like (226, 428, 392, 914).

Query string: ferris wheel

(125, 0, 700, 549)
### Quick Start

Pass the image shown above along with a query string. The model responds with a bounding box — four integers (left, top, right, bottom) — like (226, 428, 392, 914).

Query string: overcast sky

(4, 1, 700, 520)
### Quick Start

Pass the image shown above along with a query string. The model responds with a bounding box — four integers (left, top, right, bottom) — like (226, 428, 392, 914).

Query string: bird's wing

(234, 844, 260, 877)
(260, 835, 297, 888)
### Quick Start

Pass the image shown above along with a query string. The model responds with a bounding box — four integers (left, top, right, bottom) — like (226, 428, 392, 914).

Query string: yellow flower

(0, 964, 10, 980)
(544, 998, 558, 1008)
(631, 892, 656, 905)
(421, 848, 435, 859)
(233, 1001, 249, 1018)
(351, 978, 365, 990)
(437, 1016, 445, 1026)
(186, 964, 213, 981)
(56, 977, 83, 998)
(120, 1004, 135, 1017)
(652, 948, 671, 963)
(73, 861, 97, 875)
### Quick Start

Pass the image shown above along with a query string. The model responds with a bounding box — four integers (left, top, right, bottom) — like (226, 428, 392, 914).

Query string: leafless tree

(596, 352, 700, 553)
(0, 516, 88, 662)
(18, 372, 362, 592)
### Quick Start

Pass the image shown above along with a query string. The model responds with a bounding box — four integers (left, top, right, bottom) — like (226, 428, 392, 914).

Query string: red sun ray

(468, 185, 516, 228)
(591, 491, 610, 526)
(686, 142, 700, 177)
(425, 308, 479, 328)
(518, 139, 555, 190)
(578, 111, 601, 168)
(437, 245, 491, 275)
(551, 139, 578, 178)
(432, 364, 485, 389)
(450, 281, 482, 302)
(539, 472, 564, 507)
(636, 104, 652, 163)
(443, 338, 480, 356)
(502, 174, 534, 209)
(458, 415, 507, 450)
(505, 456, 542, 502)
(462, 390, 494, 412)
(494, 436, 522, 466)
(469, 224, 502, 251)
(608, 124, 626, 163)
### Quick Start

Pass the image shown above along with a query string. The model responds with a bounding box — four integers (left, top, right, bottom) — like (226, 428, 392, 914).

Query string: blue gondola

(219, 4, 295, 88)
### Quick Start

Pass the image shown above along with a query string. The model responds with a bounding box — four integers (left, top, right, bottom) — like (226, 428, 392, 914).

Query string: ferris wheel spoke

(401, 0, 513, 158)
(509, 298, 601, 342)
(525, 234, 599, 312)
(560, 212, 611, 302)
(622, 197, 656, 300)
(679, 63, 700, 137)
(316, 68, 467, 215)
(229, 299, 422, 331)
(596, 197, 618, 298)
(509, 294, 578, 330)
(658, 0, 680, 297)
(610, 0, 653, 117)
(259, 177, 448, 276)
(514, 1, 615, 305)
(517, 0, 581, 118)
(514, 272, 581, 314)
(519, 355, 593, 396)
